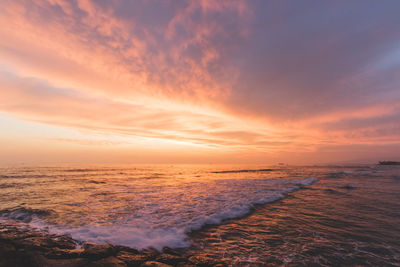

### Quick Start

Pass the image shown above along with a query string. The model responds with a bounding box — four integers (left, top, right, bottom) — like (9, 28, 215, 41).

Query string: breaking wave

(0, 177, 318, 250)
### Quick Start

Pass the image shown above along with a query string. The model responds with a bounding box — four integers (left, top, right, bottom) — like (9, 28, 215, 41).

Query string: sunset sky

(0, 0, 399, 164)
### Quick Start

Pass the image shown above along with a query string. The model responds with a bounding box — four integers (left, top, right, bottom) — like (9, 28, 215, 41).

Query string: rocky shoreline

(0, 223, 228, 267)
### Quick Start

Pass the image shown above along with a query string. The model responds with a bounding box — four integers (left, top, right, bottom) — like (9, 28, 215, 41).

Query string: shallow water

(0, 164, 399, 266)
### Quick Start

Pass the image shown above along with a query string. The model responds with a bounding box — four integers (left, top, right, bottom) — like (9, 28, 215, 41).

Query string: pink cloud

(0, 0, 399, 163)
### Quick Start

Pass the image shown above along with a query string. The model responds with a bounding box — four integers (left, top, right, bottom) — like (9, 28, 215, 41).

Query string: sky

(0, 0, 399, 165)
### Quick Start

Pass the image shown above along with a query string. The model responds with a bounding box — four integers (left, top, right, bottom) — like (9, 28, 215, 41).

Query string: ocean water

(0, 164, 399, 266)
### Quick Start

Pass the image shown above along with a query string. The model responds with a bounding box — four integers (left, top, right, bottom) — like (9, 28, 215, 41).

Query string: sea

(0, 164, 399, 266)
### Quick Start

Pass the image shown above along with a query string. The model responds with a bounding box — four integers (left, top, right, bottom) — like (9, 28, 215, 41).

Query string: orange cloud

(0, 0, 399, 164)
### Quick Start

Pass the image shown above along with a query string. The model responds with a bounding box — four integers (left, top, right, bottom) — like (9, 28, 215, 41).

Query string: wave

(326, 170, 386, 178)
(62, 168, 129, 173)
(0, 174, 54, 179)
(0, 177, 318, 250)
(0, 207, 53, 223)
(327, 171, 353, 175)
(212, 168, 274, 174)
(63, 169, 101, 172)
(0, 182, 19, 188)
(87, 180, 106, 184)
(339, 185, 357, 189)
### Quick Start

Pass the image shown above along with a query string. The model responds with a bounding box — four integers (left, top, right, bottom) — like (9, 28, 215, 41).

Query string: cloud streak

(0, 0, 399, 163)
(0, 70, 292, 152)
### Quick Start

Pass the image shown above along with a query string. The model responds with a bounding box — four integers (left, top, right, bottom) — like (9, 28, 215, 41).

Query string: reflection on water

(0, 164, 399, 265)
(188, 166, 400, 266)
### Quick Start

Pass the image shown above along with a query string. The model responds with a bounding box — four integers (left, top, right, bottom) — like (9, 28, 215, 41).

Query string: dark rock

(0, 241, 16, 255)
(83, 241, 97, 249)
(88, 256, 127, 267)
(0, 244, 85, 267)
(115, 245, 140, 255)
(45, 248, 84, 259)
(10, 233, 76, 252)
(176, 263, 196, 267)
(140, 261, 173, 267)
(141, 248, 159, 258)
(0, 242, 17, 267)
(35, 257, 89, 267)
(49, 235, 77, 249)
(0, 230, 41, 242)
(16, 236, 58, 251)
(13, 252, 85, 267)
(188, 255, 227, 267)
(83, 244, 116, 260)
(19, 252, 50, 267)
(162, 247, 183, 256)
(116, 251, 150, 266)
(155, 253, 186, 265)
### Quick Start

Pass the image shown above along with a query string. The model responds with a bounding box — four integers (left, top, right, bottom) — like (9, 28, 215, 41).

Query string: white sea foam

(1, 176, 318, 250)
(29, 219, 190, 250)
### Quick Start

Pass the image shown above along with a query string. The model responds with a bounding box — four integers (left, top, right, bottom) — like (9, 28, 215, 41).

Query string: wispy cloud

(0, 0, 399, 163)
